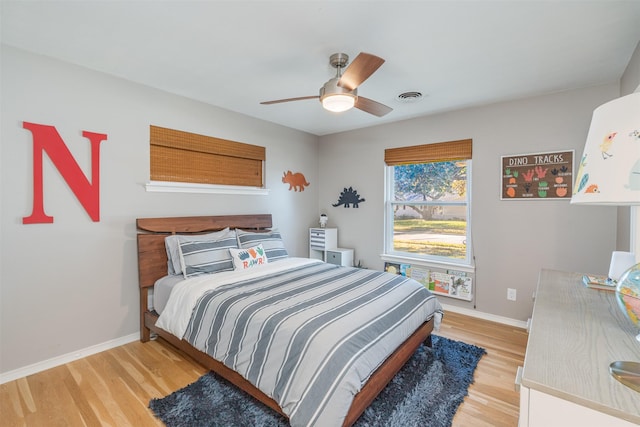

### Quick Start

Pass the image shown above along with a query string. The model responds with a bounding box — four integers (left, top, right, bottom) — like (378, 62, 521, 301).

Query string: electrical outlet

(507, 288, 517, 301)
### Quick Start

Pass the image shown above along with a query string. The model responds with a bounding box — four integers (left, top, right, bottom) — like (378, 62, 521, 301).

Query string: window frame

(383, 140, 473, 270)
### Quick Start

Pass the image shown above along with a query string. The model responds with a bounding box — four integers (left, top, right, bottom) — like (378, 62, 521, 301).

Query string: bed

(137, 214, 443, 427)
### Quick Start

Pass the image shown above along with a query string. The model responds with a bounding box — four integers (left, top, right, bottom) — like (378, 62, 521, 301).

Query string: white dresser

(519, 269, 640, 426)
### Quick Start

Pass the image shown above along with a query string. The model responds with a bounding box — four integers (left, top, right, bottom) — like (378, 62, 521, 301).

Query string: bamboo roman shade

(384, 139, 472, 165)
(150, 125, 265, 187)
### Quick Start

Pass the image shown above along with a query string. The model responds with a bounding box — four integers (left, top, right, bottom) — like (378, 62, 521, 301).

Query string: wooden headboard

(136, 214, 272, 343)
(136, 214, 272, 289)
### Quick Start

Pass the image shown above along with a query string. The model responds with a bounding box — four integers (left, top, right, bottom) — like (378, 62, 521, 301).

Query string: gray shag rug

(149, 335, 485, 427)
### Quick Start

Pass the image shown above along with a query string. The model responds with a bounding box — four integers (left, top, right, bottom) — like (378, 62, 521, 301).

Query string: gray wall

(1, 40, 634, 375)
(318, 84, 619, 321)
(0, 46, 319, 373)
(621, 40, 640, 96)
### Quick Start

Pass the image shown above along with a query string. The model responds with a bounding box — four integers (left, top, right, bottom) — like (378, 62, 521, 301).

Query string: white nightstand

(309, 228, 338, 261)
(326, 248, 354, 267)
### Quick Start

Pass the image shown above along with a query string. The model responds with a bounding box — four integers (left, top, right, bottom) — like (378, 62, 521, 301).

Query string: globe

(611, 262, 640, 392)
(615, 262, 640, 342)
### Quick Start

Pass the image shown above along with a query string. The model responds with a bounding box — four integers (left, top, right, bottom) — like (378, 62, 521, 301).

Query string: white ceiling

(2, 1, 640, 136)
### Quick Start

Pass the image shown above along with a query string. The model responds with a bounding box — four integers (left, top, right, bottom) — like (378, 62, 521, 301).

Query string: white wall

(0, 45, 319, 374)
(318, 84, 619, 321)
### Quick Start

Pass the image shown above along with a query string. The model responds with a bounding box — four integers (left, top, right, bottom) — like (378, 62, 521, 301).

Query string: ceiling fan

(260, 52, 393, 117)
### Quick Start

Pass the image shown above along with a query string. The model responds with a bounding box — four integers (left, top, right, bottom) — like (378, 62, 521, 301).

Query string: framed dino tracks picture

(500, 150, 574, 200)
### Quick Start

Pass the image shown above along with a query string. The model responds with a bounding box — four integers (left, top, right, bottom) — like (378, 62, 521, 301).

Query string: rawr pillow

(229, 244, 268, 271)
(236, 229, 288, 262)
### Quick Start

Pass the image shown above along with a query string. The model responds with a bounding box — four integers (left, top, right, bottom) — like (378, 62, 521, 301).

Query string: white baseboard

(0, 333, 139, 385)
(440, 303, 529, 329)
(1, 305, 527, 384)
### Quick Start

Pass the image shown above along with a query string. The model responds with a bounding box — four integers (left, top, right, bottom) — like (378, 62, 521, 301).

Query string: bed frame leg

(141, 322, 151, 342)
(424, 334, 433, 348)
(140, 287, 151, 342)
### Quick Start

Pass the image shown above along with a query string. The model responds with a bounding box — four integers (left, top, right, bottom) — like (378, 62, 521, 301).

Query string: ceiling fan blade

(260, 95, 319, 105)
(355, 97, 393, 117)
(338, 52, 385, 91)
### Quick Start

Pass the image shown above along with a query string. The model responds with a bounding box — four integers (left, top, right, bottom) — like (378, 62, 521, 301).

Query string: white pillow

(165, 228, 234, 275)
(235, 229, 288, 262)
(229, 244, 269, 271)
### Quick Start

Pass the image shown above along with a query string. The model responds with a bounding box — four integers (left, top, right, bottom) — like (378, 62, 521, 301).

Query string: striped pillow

(236, 229, 289, 262)
(178, 235, 239, 278)
(165, 228, 234, 275)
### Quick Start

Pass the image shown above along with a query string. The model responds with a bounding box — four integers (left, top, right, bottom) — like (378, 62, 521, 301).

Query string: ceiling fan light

(322, 94, 355, 112)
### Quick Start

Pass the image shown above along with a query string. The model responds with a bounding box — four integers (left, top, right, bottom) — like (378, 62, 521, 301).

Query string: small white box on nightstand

(326, 248, 354, 267)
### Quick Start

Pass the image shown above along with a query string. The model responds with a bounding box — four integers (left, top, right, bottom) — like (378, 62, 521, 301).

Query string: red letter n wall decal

(22, 122, 107, 224)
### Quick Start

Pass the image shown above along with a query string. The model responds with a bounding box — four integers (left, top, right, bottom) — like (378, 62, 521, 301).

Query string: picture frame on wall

(500, 150, 574, 200)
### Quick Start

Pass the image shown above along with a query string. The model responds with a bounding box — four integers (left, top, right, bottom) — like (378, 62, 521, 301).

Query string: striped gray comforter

(167, 258, 443, 427)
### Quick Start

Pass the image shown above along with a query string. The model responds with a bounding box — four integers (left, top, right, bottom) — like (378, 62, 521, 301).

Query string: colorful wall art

(501, 150, 573, 200)
(23, 122, 107, 223)
(332, 187, 365, 208)
(282, 171, 310, 191)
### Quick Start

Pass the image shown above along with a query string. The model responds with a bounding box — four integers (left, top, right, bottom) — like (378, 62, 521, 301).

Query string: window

(147, 125, 266, 194)
(384, 139, 472, 267)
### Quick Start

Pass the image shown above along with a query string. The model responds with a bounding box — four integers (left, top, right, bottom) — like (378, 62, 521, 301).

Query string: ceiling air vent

(396, 91, 424, 103)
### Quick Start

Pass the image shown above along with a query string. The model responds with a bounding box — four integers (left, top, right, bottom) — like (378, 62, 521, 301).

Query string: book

(399, 264, 411, 277)
(408, 266, 430, 289)
(430, 271, 452, 294)
(384, 262, 401, 275)
(451, 275, 473, 300)
(582, 274, 616, 291)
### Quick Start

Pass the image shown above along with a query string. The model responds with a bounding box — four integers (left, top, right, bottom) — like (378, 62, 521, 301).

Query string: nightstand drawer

(326, 248, 354, 267)
(310, 228, 327, 249)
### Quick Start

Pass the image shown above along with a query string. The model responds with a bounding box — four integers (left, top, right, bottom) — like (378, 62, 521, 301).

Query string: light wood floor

(0, 311, 527, 427)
